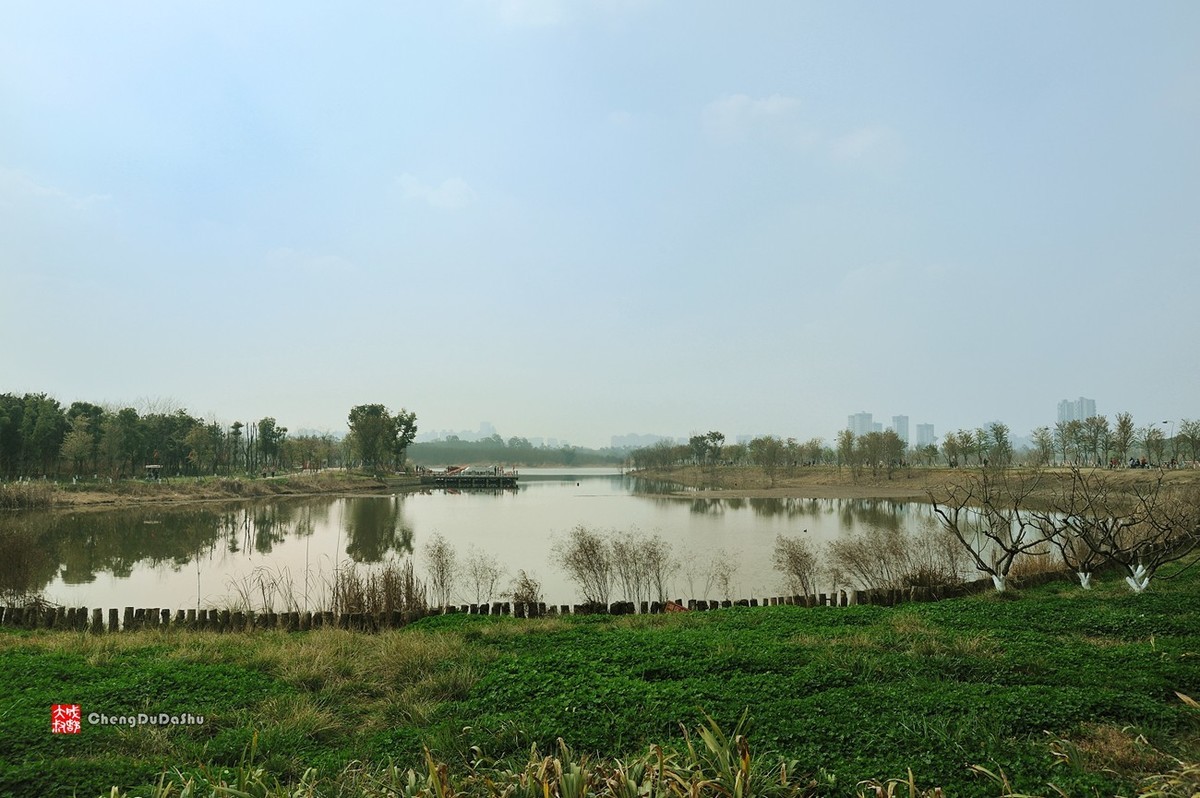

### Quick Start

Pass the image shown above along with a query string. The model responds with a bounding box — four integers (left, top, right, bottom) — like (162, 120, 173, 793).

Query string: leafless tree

(709, 548, 739, 601)
(463, 545, 504, 603)
(1037, 470, 1200, 592)
(641, 533, 678, 603)
(611, 530, 650, 604)
(929, 467, 1048, 592)
(423, 533, 457, 608)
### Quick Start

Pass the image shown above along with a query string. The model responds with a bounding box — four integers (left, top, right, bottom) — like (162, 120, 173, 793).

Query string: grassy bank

(1, 470, 416, 510)
(1, 566, 1198, 797)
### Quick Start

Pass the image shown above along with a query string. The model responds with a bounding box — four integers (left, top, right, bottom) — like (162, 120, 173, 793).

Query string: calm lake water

(2, 468, 939, 610)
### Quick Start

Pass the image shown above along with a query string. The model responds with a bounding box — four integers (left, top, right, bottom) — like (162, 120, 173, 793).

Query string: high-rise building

(1057, 397, 1097, 423)
(847, 412, 874, 437)
(891, 415, 909, 444)
(916, 424, 936, 447)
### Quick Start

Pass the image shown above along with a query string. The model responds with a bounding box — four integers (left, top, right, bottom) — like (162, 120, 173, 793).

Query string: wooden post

(300, 611, 311, 631)
(90, 608, 104, 634)
(186, 609, 197, 629)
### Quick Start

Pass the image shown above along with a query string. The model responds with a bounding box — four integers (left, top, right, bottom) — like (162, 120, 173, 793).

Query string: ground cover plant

(0, 566, 1197, 797)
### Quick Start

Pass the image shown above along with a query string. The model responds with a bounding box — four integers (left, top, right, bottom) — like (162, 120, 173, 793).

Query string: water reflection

(3, 474, 940, 608)
(343, 497, 414, 562)
(0, 495, 415, 604)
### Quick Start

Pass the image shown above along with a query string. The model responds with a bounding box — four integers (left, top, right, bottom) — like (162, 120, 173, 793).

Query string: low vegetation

(1, 564, 1198, 797)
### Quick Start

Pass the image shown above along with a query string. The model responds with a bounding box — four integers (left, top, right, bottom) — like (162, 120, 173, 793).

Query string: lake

(1, 468, 940, 610)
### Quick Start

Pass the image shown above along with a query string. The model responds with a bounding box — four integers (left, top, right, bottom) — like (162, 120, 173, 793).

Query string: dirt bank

(33, 471, 416, 509)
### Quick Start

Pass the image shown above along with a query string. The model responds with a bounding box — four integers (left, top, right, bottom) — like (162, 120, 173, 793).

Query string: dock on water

(420, 465, 518, 489)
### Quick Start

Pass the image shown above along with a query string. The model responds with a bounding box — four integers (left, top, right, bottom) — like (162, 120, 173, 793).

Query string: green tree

(748, 435, 785, 486)
(392, 408, 418, 467)
(1031, 426, 1055, 466)
(100, 408, 141, 477)
(1113, 412, 1136, 464)
(256, 417, 287, 471)
(988, 422, 1013, 467)
(60, 416, 94, 477)
(348, 404, 393, 471)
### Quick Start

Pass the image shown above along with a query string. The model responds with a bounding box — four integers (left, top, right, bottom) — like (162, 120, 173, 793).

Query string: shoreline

(3, 471, 421, 511)
(630, 464, 1200, 501)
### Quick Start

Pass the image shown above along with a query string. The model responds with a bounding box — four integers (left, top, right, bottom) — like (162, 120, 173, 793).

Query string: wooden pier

(420, 465, 518, 489)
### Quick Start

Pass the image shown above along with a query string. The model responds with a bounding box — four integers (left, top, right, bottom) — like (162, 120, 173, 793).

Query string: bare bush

(463, 545, 504, 603)
(709, 548, 738, 601)
(508, 570, 543, 605)
(553, 525, 614, 605)
(773, 532, 820, 596)
(423, 533, 457, 607)
(611, 531, 649, 604)
(641, 533, 678, 603)
(827, 519, 967, 592)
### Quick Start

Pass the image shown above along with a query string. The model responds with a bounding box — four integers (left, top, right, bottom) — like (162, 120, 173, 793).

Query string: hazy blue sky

(3, 2, 1198, 448)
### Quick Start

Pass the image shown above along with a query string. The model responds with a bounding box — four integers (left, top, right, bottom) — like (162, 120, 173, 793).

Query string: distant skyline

(3, 2, 1198, 450)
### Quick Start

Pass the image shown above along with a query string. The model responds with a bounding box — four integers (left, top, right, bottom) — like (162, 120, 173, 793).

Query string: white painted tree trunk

(1125, 563, 1151, 593)
(991, 574, 1007, 592)
(1077, 572, 1092, 589)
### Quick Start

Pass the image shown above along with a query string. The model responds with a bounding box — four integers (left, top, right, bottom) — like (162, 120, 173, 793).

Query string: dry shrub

(828, 518, 967, 592)
(330, 559, 427, 615)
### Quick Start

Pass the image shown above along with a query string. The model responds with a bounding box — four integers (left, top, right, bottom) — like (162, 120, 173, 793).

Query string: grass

(0, 566, 1198, 797)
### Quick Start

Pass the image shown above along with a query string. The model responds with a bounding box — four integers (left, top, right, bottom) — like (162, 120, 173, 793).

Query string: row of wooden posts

(0, 577, 1020, 634)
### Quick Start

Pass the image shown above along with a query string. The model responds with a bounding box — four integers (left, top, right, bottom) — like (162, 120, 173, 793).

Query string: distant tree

(1180, 419, 1200, 463)
(60, 416, 94, 477)
(749, 435, 785, 486)
(704, 431, 725, 465)
(256, 417, 287, 471)
(988, 422, 1013, 467)
(392, 408, 418, 467)
(1031, 426, 1055, 466)
(66, 401, 105, 470)
(1140, 425, 1167, 466)
(836, 429, 855, 472)
(1083, 415, 1111, 466)
(941, 430, 961, 468)
(1113, 412, 1136, 464)
(347, 404, 394, 471)
(100, 407, 141, 477)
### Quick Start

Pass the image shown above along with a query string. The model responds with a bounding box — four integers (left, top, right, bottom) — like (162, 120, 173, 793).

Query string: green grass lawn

(2, 567, 1198, 797)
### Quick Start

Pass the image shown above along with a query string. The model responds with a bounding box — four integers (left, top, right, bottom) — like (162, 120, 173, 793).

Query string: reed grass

(0, 481, 54, 510)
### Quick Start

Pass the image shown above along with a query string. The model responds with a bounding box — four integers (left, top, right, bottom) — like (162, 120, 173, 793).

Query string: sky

(2, 1, 1198, 449)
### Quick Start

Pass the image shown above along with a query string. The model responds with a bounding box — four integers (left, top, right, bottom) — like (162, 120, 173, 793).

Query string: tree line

(0, 393, 417, 480)
(629, 412, 1200, 477)
(409, 435, 625, 468)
